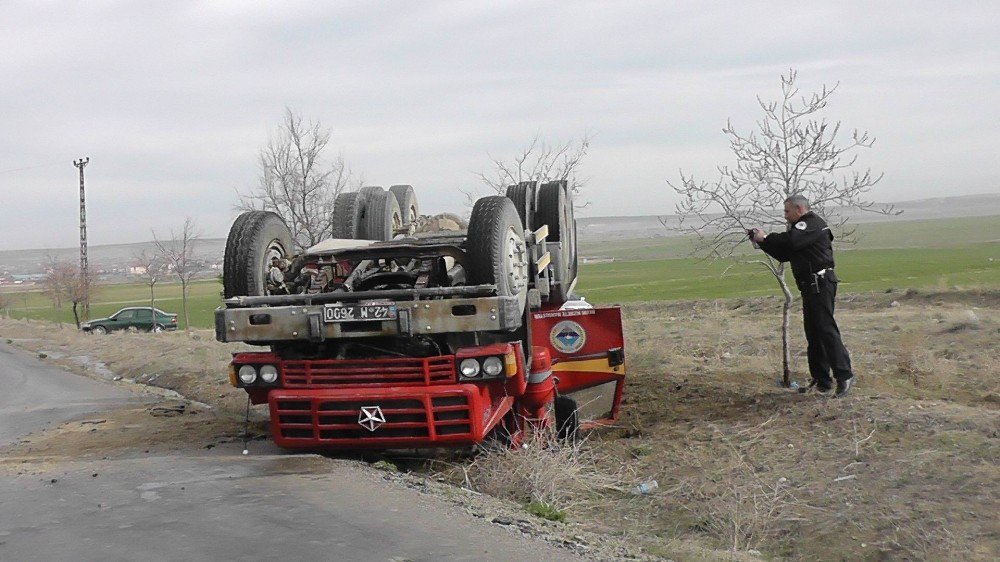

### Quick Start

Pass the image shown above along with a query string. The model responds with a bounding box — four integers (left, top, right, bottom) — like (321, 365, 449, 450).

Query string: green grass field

(4, 216, 998, 329)
(576, 243, 1000, 303)
(2, 280, 223, 329)
(583, 215, 1000, 261)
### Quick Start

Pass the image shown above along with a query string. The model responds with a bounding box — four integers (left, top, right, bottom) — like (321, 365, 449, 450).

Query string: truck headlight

(238, 365, 257, 384)
(482, 356, 504, 377)
(459, 358, 481, 378)
(259, 364, 278, 384)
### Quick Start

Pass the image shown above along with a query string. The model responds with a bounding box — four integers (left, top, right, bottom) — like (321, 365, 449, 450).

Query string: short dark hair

(785, 194, 810, 210)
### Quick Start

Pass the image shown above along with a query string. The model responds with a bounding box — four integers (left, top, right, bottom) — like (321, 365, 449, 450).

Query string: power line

(0, 161, 63, 174)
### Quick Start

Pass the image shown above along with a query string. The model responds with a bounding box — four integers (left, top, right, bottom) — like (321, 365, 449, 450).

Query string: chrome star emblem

(358, 406, 386, 432)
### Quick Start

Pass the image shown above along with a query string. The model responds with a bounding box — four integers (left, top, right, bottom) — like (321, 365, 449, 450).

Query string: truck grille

(281, 356, 456, 388)
(273, 393, 474, 443)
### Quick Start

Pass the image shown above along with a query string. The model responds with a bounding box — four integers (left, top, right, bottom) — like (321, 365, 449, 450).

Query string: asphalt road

(0, 344, 578, 561)
(0, 343, 147, 447)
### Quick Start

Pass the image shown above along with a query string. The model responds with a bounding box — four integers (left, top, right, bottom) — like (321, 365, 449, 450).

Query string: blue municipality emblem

(550, 320, 587, 354)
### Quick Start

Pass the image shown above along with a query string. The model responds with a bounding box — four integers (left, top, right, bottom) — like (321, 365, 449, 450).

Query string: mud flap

(531, 306, 625, 425)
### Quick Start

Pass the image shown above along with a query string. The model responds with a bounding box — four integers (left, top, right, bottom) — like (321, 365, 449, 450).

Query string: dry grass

(585, 289, 1000, 560)
(673, 417, 802, 553)
(459, 425, 634, 519)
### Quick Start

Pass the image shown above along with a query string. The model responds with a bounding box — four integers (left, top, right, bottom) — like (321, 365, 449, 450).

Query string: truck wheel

(467, 196, 529, 312)
(223, 211, 293, 297)
(504, 181, 536, 232)
(332, 192, 363, 238)
(361, 189, 402, 241)
(358, 185, 383, 199)
(389, 185, 419, 228)
(535, 181, 578, 300)
(554, 394, 579, 442)
(355, 186, 383, 239)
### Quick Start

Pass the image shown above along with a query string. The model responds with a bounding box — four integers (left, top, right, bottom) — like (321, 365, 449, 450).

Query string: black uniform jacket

(758, 211, 835, 289)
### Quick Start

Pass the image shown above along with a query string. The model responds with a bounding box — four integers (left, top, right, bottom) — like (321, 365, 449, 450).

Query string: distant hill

(579, 192, 1000, 242)
(0, 239, 226, 275)
(2, 192, 997, 273)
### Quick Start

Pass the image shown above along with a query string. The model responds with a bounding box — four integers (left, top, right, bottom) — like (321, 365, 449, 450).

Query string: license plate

(323, 303, 397, 323)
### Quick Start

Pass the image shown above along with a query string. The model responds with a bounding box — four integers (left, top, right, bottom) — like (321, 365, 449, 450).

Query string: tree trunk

(777, 264, 794, 387)
(72, 302, 81, 329)
(181, 279, 190, 331)
(149, 282, 157, 333)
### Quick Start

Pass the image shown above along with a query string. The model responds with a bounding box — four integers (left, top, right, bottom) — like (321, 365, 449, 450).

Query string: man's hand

(749, 228, 766, 243)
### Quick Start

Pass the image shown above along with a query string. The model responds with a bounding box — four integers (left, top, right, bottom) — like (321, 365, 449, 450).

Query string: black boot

(798, 379, 833, 394)
(835, 377, 854, 397)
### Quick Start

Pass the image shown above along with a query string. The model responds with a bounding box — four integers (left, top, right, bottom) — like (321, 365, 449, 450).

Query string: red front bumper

(268, 384, 508, 449)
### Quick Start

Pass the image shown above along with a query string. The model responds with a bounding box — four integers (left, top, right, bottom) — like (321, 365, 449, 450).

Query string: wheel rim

(504, 226, 528, 293)
(262, 239, 288, 295)
(392, 209, 403, 233)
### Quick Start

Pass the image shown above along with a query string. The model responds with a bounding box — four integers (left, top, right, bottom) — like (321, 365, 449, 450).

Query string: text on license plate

(323, 304, 397, 323)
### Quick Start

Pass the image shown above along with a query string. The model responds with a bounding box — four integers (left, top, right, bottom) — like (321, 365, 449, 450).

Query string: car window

(135, 309, 153, 321)
(116, 310, 135, 321)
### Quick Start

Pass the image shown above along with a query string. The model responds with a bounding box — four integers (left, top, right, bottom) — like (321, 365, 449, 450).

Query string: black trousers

(800, 280, 853, 386)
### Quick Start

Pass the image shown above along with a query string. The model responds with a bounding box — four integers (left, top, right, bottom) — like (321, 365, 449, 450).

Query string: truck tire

(361, 189, 402, 241)
(356, 186, 384, 239)
(504, 181, 535, 232)
(332, 192, 363, 238)
(467, 196, 529, 312)
(554, 394, 579, 442)
(223, 211, 293, 297)
(535, 181, 578, 300)
(389, 184, 419, 227)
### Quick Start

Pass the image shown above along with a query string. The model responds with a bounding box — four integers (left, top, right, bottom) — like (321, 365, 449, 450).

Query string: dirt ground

(1, 289, 997, 561)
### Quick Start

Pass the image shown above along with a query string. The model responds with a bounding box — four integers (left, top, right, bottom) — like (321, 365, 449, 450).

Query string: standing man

(750, 195, 855, 396)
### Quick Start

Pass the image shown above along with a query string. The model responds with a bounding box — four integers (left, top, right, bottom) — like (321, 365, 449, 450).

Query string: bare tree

(666, 70, 895, 386)
(238, 107, 355, 250)
(132, 249, 166, 332)
(154, 217, 201, 331)
(44, 260, 95, 328)
(66, 267, 95, 329)
(473, 133, 592, 206)
(42, 256, 73, 309)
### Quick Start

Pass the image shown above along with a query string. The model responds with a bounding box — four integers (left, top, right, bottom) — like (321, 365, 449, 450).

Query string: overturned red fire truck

(216, 182, 625, 449)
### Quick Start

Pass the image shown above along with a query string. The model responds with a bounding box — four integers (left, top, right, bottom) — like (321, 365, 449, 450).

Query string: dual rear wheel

(332, 185, 419, 241)
(503, 180, 577, 302)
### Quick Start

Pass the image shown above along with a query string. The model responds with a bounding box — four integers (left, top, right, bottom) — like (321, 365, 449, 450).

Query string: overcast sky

(1, 1, 997, 250)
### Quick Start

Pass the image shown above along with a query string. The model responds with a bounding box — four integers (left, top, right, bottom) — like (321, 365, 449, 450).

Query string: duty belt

(807, 267, 835, 294)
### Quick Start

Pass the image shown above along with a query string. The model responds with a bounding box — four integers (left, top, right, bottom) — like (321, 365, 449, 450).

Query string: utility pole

(73, 157, 90, 317)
